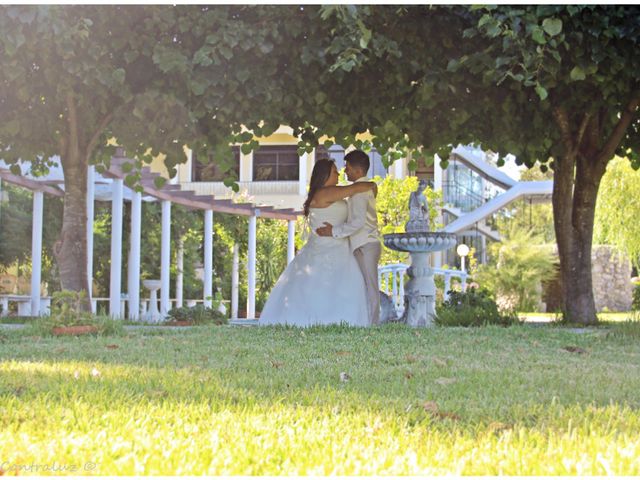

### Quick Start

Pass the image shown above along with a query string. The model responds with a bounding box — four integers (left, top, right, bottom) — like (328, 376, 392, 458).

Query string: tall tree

(1, 6, 188, 297)
(275, 5, 640, 324)
(0, 5, 305, 304)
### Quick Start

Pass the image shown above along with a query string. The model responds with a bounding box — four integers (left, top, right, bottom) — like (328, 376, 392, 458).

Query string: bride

(259, 159, 376, 327)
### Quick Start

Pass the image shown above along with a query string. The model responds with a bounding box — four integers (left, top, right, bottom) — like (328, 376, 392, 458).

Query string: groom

(316, 150, 382, 325)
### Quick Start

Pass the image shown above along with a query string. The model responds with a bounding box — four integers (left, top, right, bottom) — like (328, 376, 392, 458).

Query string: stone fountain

(383, 179, 457, 327)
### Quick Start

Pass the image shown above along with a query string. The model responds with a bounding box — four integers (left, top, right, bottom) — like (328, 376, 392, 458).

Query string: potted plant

(37, 290, 97, 335)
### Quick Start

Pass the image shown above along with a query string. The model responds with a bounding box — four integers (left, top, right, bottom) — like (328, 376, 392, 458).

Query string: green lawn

(1, 323, 639, 475)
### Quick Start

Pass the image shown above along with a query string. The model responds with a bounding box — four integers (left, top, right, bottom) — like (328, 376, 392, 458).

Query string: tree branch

(86, 111, 114, 158)
(572, 112, 592, 158)
(597, 91, 640, 164)
(65, 92, 79, 162)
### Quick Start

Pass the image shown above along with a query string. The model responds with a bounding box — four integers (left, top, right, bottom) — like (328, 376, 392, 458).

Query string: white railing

(182, 181, 300, 197)
(377, 263, 469, 316)
(0, 295, 51, 317)
(0, 294, 228, 319)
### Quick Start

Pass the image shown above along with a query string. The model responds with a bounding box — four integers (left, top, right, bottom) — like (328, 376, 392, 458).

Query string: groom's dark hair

(344, 149, 370, 174)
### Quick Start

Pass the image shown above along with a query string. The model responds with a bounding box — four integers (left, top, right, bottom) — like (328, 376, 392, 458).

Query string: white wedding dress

(259, 200, 369, 327)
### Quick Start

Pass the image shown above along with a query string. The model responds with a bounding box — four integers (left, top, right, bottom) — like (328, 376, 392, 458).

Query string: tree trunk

(552, 165, 601, 325)
(54, 95, 91, 310)
(552, 113, 607, 325)
(56, 153, 90, 298)
(552, 95, 639, 324)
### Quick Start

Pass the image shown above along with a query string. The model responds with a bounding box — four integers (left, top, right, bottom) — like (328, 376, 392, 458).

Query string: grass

(1, 322, 640, 475)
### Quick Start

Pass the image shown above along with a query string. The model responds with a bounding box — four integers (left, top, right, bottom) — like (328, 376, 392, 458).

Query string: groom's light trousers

(354, 241, 382, 326)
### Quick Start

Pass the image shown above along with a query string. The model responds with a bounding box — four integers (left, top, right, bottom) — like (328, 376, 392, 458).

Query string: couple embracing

(260, 150, 381, 327)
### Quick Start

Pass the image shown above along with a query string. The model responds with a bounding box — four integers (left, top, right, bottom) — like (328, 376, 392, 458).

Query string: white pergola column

(231, 243, 239, 319)
(86, 165, 95, 312)
(298, 152, 308, 196)
(433, 154, 445, 269)
(247, 212, 258, 318)
(127, 190, 142, 320)
(160, 200, 171, 315)
(30, 190, 43, 316)
(287, 220, 295, 264)
(109, 178, 124, 318)
(176, 238, 184, 308)
(203, 209, 213, 308)
(434, 153, 444, 192)
(394, 157, 405, 179)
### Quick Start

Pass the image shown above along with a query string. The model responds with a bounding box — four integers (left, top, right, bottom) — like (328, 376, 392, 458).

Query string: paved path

(0, 319, 260, 331)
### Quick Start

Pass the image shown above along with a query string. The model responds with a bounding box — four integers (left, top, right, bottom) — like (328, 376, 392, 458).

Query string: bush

(29, 290, 124, 336)
(605, 311, 640, 340)
(48, 290, 93, 327)
(435, 288, 520, 327)
(474, 225, 555, 312)
(166, 304, 227, 325)
(30, 314, 123, 336)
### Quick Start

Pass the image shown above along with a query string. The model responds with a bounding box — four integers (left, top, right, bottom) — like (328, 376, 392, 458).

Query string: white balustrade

(377, 263, 469, 317)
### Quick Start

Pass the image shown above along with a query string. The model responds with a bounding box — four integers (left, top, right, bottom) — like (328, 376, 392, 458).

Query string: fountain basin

(383, 232, 457, 253)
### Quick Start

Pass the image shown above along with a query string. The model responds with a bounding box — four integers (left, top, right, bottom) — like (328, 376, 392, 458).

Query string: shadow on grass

(2, 322, 640, 425)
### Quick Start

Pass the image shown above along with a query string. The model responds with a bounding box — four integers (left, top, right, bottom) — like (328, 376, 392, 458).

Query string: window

(192, 147, 240, 182)
(253, 145, 299, 181)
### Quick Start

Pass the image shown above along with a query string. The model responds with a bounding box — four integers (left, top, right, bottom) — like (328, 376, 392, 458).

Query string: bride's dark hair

(303, 159, 335, 217)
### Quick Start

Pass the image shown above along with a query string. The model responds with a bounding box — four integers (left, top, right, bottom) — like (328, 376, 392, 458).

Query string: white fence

(0, 295, 228, 319)
(377, 263, 468, 316)
(2, 264, 467, 319)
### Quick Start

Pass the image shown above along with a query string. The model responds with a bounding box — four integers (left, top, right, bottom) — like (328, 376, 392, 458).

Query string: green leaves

(542, 18, 562, 36)
(535, 83, 548, 101)
(570, 66, 586, 81)
(530, 26, 546, 45)
(240, 140, 259, 155)
(190, 76, 210, 96)
(152, 45, 188, 74)
(112, 68, 126, 84)
(153, 176, 166, 189)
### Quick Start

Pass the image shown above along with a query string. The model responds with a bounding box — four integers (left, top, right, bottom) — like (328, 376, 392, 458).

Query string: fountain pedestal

(404, 252, 436, 327)
(383, 233, 457, 327)
(142, 279, 162, 323)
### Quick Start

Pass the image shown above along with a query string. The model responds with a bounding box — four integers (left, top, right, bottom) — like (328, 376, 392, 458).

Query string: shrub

(166, 304, 227, 325)
(605, 311, 640, 340)
(474, 224, 555, 312)
(435, 288, 519, 327)
(48, 290, 93, 327)
(29, 290, 124, 336)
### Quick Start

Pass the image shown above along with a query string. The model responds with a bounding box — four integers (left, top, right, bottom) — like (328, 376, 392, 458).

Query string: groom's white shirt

(331, 176, 380, 252)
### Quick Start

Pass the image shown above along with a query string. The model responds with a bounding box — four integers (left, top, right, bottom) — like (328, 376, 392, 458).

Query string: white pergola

(0, 149, 301, 320)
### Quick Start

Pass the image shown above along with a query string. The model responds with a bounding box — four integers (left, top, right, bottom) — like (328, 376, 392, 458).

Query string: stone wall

(542, 245, 633, 312)
(592, 246, 633, 312)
